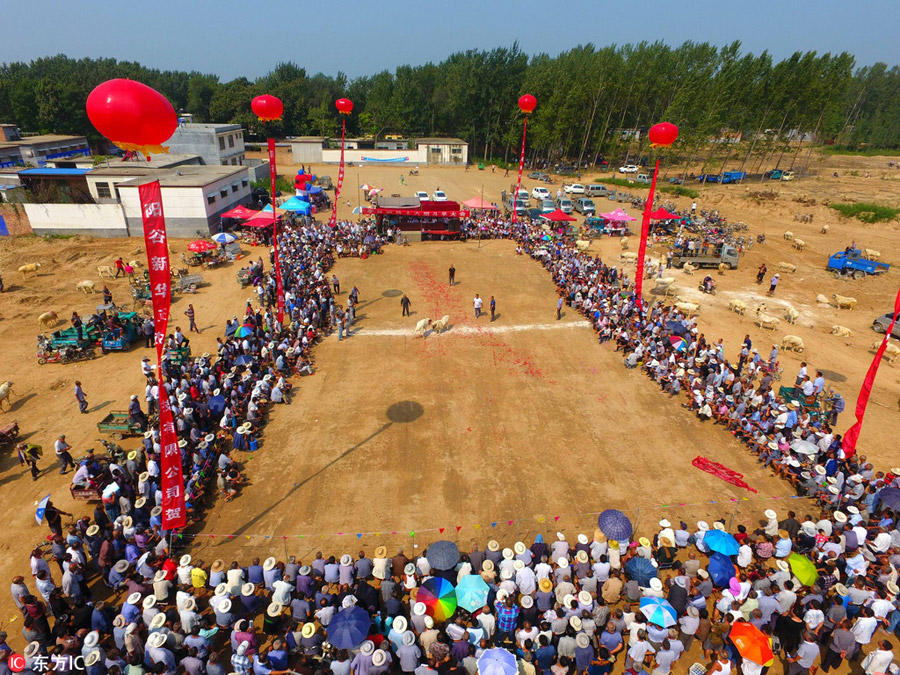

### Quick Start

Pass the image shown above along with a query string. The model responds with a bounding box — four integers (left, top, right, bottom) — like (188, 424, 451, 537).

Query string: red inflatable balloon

(648, 122, 679, 147)
(86, 79, 178, 155)
(335, 98, 354, 115)
(518, 94, 537, 114)
(252, 95, 284, 122)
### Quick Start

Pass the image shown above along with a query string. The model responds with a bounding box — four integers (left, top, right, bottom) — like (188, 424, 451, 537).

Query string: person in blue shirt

(535, 635, 556, 671)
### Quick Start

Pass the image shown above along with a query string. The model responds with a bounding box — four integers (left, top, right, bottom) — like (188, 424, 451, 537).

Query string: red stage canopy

(541, 209, 576, 222)
(220, 205, 259, 219)
(362, 208, 470, 218)
(649, 208, 680, 220)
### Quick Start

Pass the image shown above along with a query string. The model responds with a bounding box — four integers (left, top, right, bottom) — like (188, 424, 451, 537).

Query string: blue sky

(3, 0, 898, 79)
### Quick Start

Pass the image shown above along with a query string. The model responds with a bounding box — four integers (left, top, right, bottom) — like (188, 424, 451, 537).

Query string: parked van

(636, 173, 651, 184)
(585, 184, 610, 197)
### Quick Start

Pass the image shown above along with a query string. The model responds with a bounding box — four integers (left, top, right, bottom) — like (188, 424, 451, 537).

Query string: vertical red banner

(329, 119, 346, 228)
(511, 116, 528, 224)
(138, 181, 186, 530)
(843, 286, 900, 457)
(635, 158, 660, 313)
(267, 139, 285, 323)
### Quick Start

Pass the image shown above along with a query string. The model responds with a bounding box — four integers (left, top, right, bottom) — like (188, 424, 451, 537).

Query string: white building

(291, 136, 468, 166)
(163, 123, 246, 166)
(0, 124, 91, 168)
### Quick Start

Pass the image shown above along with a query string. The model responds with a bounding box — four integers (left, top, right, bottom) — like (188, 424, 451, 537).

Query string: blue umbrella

(426, 540, 460, 570)
(455, 574, 490, 613)
(708, 552, 736, 587)
(665, 321, 688, 336)
(704, 530, 740, 556)
(211, 232, 236, 244)
(234, 354, 253, 366)
(208, 395, 226, 415)
(477, 648, 517, 675)
(639, 597, 678, 627)
(35, 494, 51, 525)
(625, 556, 657, 587)
(878, 487, 900, 511)
(326, 606, 370, 648)
(597, 509, 633, 540)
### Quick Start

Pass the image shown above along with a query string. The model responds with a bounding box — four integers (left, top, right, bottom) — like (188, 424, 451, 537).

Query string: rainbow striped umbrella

(669, 335, 688, 352)
(417, 577, 457, 622)
(235, 324, 255, 338)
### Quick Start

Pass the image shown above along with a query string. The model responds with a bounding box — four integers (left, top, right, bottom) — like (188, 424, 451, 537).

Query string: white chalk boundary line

(345, 321, 592, 337)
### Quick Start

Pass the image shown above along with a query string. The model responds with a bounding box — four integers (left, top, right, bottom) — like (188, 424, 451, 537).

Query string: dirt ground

(0, 153, 898, 647)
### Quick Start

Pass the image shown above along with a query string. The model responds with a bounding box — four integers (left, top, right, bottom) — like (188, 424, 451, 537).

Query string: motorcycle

(36, 336, 96, 365)
(698, 278, 717, 295)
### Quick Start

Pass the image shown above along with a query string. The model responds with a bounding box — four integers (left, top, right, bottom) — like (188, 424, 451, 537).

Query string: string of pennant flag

(175, 492, 816, 542)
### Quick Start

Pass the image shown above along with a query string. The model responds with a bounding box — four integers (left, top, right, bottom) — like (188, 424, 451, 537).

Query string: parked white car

(564, 183, 585, 195)
(432, 190, 448, 201)
(415, 191, 429, 201)
(532, 186, 551, 201)
(619, 165, 639, 174)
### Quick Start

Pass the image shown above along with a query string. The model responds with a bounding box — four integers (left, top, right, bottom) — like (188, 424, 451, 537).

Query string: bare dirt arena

(0, 154, 898, 632)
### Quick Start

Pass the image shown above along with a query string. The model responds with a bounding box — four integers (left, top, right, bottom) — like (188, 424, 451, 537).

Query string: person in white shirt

(851, 608, 880, 648)
(736, 544, 753, 568)
(862, 640, 895, 675)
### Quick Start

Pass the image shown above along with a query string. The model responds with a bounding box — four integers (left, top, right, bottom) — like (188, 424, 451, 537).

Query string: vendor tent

(649, 208, 680, 220)
(541, 209, 576, 222)
(279, 196, 311, 212)
(598, 208, 636, 222)
(462, 196, 499, 210)
(220, 205, 258, 220)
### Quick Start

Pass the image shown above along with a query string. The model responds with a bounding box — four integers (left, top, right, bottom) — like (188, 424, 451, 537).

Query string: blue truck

(827, 248, 890, 279)
(721, 171, 746, 184)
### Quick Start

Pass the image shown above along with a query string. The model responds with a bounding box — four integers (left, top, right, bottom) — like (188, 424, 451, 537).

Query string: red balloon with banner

(86, 79, 178, 156)
(253, 95, 287, 324)
(251, 95, 284, 122)
(512, 94, 536, 224)
(86, 80, 185, 530)
(329, 98, 353, 228)
(635, 122, 679, 312)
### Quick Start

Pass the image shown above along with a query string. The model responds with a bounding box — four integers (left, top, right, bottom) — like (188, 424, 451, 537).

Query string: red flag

(635, 159, 659, 313)
(511, 115, 528, 225)
(329, 119, 346, 228)
(138, 181, 186, 530)
(843, 286, 900, 456)
(267, 139, 285, 323)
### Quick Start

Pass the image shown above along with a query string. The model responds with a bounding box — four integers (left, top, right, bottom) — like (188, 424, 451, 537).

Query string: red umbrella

(187, 240, 217, 252)
(541, 209, 576, 222)
(649, 208, 680, 220)
(729, 622, 774, 665)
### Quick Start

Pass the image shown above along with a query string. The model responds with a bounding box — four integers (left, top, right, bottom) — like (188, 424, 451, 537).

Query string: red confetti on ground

(692, 455, 758, 493)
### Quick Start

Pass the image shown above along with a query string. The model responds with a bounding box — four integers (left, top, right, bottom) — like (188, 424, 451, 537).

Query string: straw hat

(833, 583, 849, 596)
(487, 540, 500, 551)
(134, 497, 147, 510)
(562, 594, 575, 607)
(814, 465, 827, 476)
(575, 550, 588, 564)
(360, 640, 375, 655)
(577, 534, 589, 545)
(697, 569, 709, 579)
(556, 532, 566, 541)
(121, 516, 133, 529)
(150, 613, 166, 629)
(301, 623, 317, 638)
(154, 570, 167, 583)
(139, 472, 150, 483)
(218, 598, 232, 613)
(578, 590, 592, 606)
(266, 603, 283, 618)
(576, 633, 590, 649)
(500, 569, 513, 581)
(482, 560, 494, 573)
(375, 546, 387, 558)
(697, 521, 709, 532)
(299, 566, 311, 576)
(392, 616, 408, 633)
(776, 560, 790, 573)
(496, 589, 508, 602)
(86, 524, 100, 537)
(569, 616, 583, 631)
(84, 631, 100, 648)
(593, 529, 606, 543)
(128, 451, 138, 461)
(502, 548, 514, 560)
(23, 642, 41, 659)
(211, 559, 225, 573)
(263, 557, 277, 571)
(660, 536, 674, 547)
(413, 602, 427, 616)
(539, 578, 553, 593)
(514, 542, 527, 555)
(180, 554, 192, 567)
(834, 511, 847, 523)
(659, 519, 671, 528)
(126, 592, 141, 606)
(340, 554, 353, 567)
(183, 597, 197, 611)
(649, 578, 663, 592)
(142, 595, 157, 609)
(828, 486, 839, 495)
(151, 506, 162, 517)
(557, 557, 569, 569)
(847, 506, 860, 515)
(148, 632, 167, 649)
(514, 560, 525, 571)
(404, 563, 415, 576)
(888, 581, 900, 596)
(241, 583, 255, 597)
(521, 595, 534, 609)
(639, 537, 651, 548)
(113, 614, 127, 629)
(778, 530, 790, 539)
(401, 631, 416, 646)
(764, 509, 777, 520)
(372, 650, 387, 667)
(235, 427, 248, 435)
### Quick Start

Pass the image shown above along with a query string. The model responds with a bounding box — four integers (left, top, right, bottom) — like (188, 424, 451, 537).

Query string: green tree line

(1, 42, 897, 164)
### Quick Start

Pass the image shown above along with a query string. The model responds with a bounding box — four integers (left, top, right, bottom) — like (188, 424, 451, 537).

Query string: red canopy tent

(462, 196, 499, 210)
(220, 205, 259, 220)
(541, 209, 576, 222)
(649, 208, 680, 220)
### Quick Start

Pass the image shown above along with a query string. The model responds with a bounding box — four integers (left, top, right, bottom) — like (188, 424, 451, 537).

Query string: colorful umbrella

(426, 540, 460, 570)
(368, 188, 383, 197)
(417, 576, 457, 622)
(35, 494, 51, 525)
(211, 232, 236, 244)
(187, 240, 217, 252)
(639, 597, 678, 627)
(234, 324, 255, 338)
(360, 184, 371, 192)
(477, 648, 517, 675)
(326, 606, 370, 648)
(704, 530, 740, 556)
(787, 553, 818, 587)
(597, 509, 633, 540)
(729, 622, 774, 665)
(625, 556, 657, 587)
(455, 574, 490, 613)
(668, 335, 688, 352)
